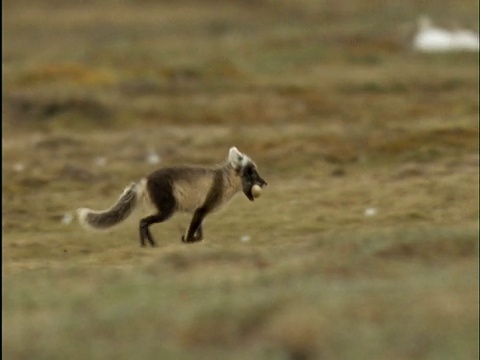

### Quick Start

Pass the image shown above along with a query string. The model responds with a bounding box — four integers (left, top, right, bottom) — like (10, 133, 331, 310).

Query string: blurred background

(3, 0, 479, 131)
(3, 1, 479, 359)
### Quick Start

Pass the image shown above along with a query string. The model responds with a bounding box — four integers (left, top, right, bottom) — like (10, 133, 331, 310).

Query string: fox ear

(229, 147, 244, 168)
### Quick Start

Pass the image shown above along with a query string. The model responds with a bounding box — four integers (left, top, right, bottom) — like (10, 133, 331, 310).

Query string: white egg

(251, 184, 262, 198)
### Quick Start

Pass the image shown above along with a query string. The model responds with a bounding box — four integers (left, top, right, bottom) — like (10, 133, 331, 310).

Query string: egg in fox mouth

(250, 184, 263, 199)
(241, 165, 267, 201)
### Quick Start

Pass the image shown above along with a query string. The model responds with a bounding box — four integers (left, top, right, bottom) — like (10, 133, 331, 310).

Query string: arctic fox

(77, 147, 267, 247)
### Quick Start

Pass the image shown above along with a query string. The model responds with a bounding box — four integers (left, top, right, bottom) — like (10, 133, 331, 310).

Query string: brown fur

(77, 147, 266, 247)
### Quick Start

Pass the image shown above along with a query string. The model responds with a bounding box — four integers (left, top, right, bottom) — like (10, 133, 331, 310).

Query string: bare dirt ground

(2, 1, 479, 359)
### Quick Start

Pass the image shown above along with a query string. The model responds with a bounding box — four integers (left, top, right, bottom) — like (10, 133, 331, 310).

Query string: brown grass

(2, 1, 479, 359)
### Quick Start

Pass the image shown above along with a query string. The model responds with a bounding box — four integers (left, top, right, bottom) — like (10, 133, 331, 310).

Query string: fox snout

(257, 177, 268, 187)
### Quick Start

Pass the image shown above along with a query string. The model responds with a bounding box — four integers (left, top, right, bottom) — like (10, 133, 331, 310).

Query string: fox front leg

(182, 208, 206, 243)
(193, 224, 203, 241)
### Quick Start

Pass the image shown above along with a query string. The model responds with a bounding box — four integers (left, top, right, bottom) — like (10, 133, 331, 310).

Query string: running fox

(77, 147, 267, 247)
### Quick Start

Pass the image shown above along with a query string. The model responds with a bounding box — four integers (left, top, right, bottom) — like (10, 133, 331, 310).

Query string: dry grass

(2, 1, 479, 359)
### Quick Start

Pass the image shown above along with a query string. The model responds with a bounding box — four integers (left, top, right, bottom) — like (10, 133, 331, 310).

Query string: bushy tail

(77, 181, 144, 230)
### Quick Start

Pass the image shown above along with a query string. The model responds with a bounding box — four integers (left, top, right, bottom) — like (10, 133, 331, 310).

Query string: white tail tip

(77, 208, 92, 229)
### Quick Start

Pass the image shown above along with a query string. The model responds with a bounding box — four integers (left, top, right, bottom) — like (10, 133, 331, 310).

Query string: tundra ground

(2, 1, 479, 359)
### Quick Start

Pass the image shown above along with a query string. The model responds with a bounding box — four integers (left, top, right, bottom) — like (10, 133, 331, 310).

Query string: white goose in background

(413, 16, 479, 52)
(413, 16, 454, 52)
(450, 24, 480, 51)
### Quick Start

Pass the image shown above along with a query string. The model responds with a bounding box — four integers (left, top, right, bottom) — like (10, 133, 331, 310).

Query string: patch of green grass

(3, 227, 478, 360)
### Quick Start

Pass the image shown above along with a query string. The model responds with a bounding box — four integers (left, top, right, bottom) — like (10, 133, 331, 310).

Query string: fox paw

(181, 234, 203, 243)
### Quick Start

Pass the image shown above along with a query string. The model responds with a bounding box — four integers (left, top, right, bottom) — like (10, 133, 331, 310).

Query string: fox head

(228, 147, 268, 201)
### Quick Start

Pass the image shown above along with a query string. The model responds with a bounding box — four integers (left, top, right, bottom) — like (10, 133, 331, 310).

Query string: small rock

(13, 162, 25, 172)
(240, 235, 251, 242)
(364, 207, 377, 217)
(146, 148, 161, 165)
(94, 156, 107, 167)
(61, 213, 73, 225)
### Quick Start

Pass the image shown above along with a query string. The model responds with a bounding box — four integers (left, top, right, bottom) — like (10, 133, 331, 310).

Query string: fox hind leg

(139, 212, 173, 247)
(140, 184, 176, 247)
